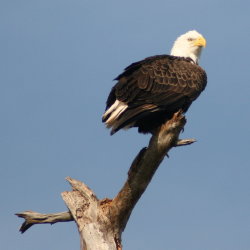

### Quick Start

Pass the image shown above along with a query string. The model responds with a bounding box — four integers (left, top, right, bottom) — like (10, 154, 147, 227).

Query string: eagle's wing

(113, 55, 206, 106)
(103, 55, 207, 134)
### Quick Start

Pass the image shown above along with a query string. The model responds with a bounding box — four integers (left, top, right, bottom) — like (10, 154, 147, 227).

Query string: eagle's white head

(170, 30, 206, 64)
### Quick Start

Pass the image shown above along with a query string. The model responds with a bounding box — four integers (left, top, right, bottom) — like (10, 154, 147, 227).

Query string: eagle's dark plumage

(102, 30, 207, 135)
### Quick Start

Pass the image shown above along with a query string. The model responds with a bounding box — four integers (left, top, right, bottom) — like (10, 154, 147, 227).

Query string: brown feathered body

(102, 55, 207, 135)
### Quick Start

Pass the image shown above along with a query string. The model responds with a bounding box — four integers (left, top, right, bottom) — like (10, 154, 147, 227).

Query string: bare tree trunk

(16, 111, 195, 250)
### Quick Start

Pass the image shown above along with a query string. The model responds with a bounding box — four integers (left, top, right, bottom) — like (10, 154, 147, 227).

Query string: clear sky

(1, 0, 250, 249)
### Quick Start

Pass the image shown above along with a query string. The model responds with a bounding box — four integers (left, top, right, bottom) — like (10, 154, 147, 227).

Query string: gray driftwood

(16, 111, 195, 250)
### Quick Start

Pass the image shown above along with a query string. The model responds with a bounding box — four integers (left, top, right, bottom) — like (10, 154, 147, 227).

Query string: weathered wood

(60, 111, 188, 249)
(15, 211, 73, 233)
(16, 111, 195, 250)
(107, 110, 187, 235)
(176, 138, 196, 146)
(62, 177, 118, 250)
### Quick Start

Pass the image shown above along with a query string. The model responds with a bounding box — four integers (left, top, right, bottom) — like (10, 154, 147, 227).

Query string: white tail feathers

(102, 100, 128, 128)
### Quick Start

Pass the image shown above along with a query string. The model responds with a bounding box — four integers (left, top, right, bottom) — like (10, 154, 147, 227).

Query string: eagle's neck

(170, 45, 202, 64)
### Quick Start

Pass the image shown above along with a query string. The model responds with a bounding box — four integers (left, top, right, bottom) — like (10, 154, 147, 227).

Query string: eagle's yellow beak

(194, 36, 206, 47)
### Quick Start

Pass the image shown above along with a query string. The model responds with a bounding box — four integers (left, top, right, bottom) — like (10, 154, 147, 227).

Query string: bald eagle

(102, 30, 207, 135)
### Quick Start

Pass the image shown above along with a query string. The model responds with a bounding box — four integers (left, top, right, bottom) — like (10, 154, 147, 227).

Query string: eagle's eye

(187, 38, 194, 41)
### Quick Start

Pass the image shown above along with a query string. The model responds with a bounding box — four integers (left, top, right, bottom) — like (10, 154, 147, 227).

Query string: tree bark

(16, 111, 195, 250)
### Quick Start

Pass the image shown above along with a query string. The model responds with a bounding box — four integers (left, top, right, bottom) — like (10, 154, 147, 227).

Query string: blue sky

(1, 0, 250, 249)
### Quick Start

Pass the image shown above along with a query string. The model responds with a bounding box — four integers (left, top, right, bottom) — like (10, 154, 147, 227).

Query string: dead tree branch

(16, 111, 195, 250)
(107, 110, 187, 235)
(15, 211, 73, 233)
